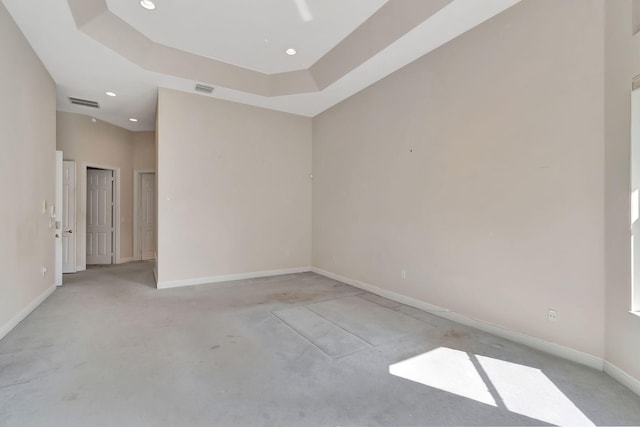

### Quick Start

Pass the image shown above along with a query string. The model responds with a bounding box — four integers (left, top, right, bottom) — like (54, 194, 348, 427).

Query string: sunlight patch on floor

(389, 347, 595, 426)
(476, 354, 594, 426)
(389, 347, 497, 406)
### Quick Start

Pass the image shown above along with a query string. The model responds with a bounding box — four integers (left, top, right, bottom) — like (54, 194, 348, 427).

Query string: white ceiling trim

(104, 0, 389, 75)
(150, 0, 523, 118)
(2, 0, 521, 131)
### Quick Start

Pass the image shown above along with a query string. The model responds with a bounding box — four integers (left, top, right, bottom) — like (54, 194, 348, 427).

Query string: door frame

(86, 168, 115, 265)
(55, 151, 63, 285)
(133, 169, 155, 261)
(78, 162, 122, 271)
(62, 160, 77, 274)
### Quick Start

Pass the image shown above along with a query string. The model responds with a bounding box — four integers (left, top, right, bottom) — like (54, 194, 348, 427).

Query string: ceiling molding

(68, 0, 276, 96)
(310, 0, 454, 90)
(2, 0, 522, 130)
(66, 0, 454, 97)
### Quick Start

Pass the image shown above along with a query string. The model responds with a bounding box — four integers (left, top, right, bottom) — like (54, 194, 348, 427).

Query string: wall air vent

(69, 97, 100, 108)
(633, 75, 640, 91)
(195, 84, 214, 94)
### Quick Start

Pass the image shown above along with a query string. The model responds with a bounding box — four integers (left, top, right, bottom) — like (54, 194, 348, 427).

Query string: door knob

(66, 230, 73, 234)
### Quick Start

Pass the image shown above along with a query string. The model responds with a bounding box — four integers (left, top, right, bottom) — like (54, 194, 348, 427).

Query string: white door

(55, 152, 63, 285)
(139, 173, 156, 260)
(62, 161, 76, 273)
(86, 169, 113, 265)
(633, 189, 640, 311)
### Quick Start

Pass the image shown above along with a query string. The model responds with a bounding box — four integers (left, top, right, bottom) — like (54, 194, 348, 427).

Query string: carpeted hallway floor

(1, 261, 639, 426)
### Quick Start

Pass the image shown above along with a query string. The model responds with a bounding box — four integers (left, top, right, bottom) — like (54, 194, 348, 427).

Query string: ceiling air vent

(68, 97, 100, 108)
(195, 83, 214, 94)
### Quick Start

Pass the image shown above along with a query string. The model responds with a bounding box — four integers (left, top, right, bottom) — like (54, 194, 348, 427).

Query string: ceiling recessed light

(286, 48, 297, 56)
(106, 91, 116, 97)
(140, 0, 156, 10)
(129, 118, 138, 122)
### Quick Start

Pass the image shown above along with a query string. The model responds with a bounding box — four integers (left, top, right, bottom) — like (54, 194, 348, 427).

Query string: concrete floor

(1, 262, 640, 426)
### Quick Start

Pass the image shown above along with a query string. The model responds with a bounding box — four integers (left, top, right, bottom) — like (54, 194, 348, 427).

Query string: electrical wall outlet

(547, 309, 558, 322)
(400, 269, 407, 279)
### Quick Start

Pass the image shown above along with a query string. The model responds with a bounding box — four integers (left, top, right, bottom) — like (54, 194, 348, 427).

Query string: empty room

(2, 0, 640, 425)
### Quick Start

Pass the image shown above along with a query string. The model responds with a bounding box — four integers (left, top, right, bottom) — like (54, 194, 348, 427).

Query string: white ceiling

(1, 0, 521, 132)
(106, 0, 388, 74)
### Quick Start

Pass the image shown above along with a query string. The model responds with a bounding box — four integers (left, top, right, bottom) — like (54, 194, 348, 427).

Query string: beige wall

(156, 88, 311, 286)
(604, 0, 640, 385)
(0, 3, 56, 331)
(2, 0, 635, 389)
(313, 0, 607, 357)
(133, 131, 156, 171)
(56, 112, 155, 267)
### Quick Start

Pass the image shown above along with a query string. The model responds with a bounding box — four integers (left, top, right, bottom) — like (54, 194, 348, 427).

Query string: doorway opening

(86, 167, 116, 266)
(134, 170, 156, 261)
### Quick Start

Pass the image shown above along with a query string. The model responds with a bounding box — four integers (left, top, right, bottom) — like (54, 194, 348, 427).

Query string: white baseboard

(157, 267, 312, 290)
(76, 266, 86, 272)
(604, 361, 640, 396)
(311, 267, 604, 371)
(117, 257, 134, 265)
(0, 284, 56, 342)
